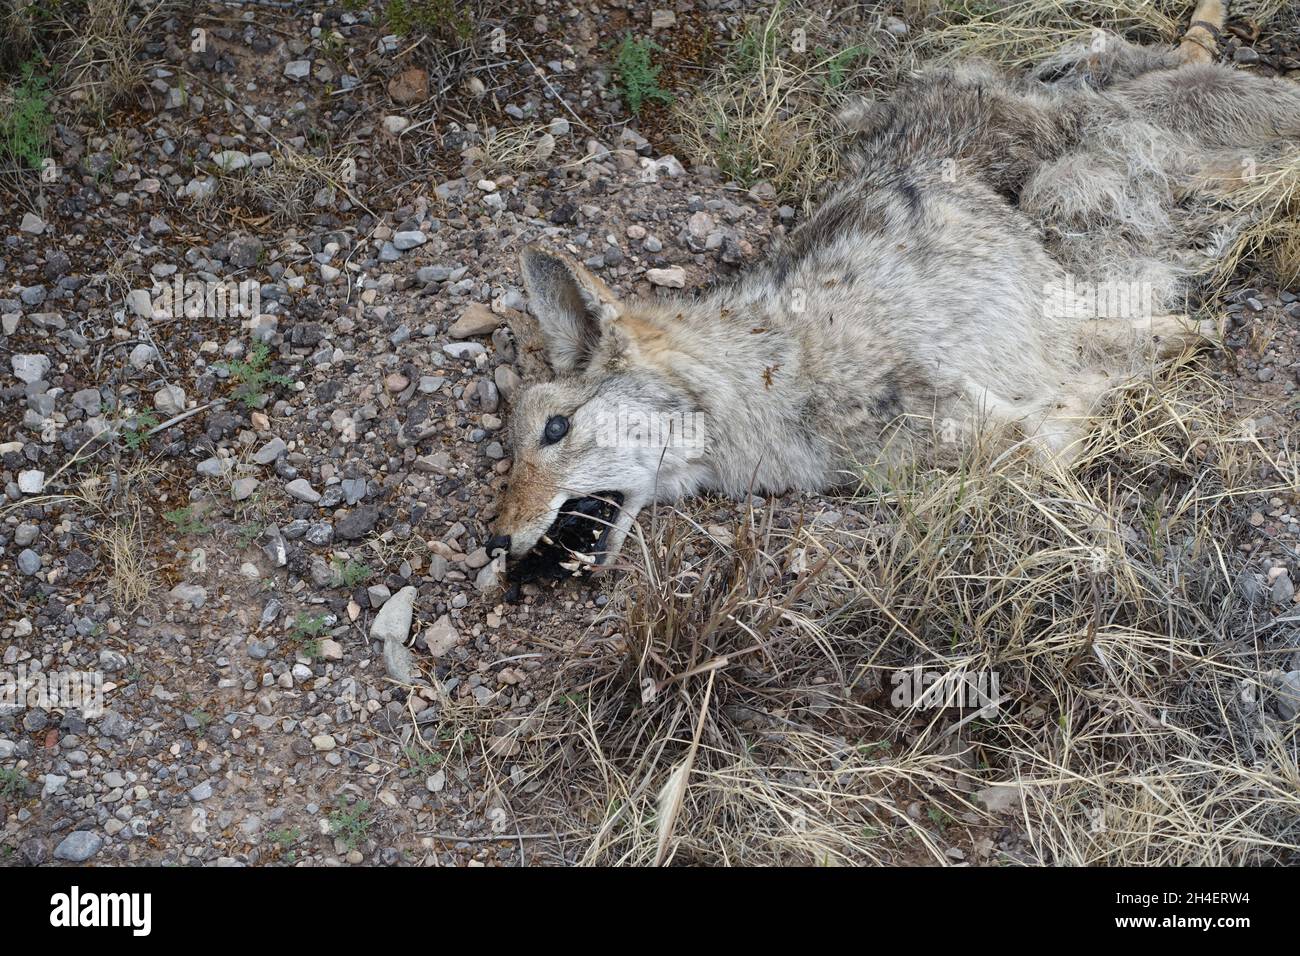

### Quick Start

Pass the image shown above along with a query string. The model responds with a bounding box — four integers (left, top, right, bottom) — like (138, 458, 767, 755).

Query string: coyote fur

(490, 1, 1300, 568)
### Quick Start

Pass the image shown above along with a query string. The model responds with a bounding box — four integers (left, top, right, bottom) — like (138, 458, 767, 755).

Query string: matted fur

(493, 29, 1300, 563)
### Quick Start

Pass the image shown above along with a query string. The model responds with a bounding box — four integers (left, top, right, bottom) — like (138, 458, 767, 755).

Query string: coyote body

(493, 26, 1300, 565)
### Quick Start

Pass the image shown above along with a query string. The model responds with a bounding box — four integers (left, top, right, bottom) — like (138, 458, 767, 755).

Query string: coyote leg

(1082, 314, 1219, 358)
(1178, 0, 1226, 65)
(1145, 314, 1220, 358)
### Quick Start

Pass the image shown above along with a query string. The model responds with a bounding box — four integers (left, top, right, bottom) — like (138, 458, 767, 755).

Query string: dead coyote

(490, 1, 1300, 576)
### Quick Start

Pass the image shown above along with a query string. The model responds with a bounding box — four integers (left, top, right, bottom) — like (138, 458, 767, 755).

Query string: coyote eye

(542, 415, 569, 445)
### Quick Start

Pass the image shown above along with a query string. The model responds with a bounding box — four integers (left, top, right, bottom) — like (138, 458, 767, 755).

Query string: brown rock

(387, 67, 429, 105)
(449, 303, 500, 339)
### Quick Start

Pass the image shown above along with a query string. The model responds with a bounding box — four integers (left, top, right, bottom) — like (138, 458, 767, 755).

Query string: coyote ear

(519, 244, 620, 375)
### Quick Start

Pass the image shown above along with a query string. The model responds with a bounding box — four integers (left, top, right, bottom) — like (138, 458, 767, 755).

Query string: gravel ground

(1, 1, 1297, 866)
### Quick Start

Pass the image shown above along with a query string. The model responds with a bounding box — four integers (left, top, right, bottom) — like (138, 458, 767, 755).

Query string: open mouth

(506, 491, 624, 588)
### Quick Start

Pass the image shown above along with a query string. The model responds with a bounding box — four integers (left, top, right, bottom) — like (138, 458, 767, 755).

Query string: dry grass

(205, 146, 341, 226)
(513, 356, 1299, 865)
(673, 4, 906, 211)
(476, 123, 556, 173)
(44, 0, 167, 115)
(1213, 148, 1300, 292)
(92, 504, 156, 613)
(909, 0, 1186, 69)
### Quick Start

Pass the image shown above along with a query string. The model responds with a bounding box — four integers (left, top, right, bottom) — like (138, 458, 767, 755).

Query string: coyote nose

(487, 534, 512, 556)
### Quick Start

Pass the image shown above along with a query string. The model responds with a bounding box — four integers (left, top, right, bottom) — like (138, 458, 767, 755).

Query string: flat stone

(285, 478, 321, 503)
(449, 303, 500, 339)
(392, 230, 427, 250)
(231, 477, 259, 501)
(370, 585, 416, 644)
(53, 831, 103, 862)
(11, 353, 49, 384)
(253, 437, 287, 465)
(646, 266, 686, 288)
(17, 470, 44, 494)
(168, 583, 207, 608)
(424, 615, 460, 657)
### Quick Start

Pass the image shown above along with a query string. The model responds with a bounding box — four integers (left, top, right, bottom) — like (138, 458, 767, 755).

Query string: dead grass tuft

(477, 123, 556, 173)
(45, 0, 167, 115)
(93, 504, 156, 613)
(910, 0, 1185, 69)
(674, 4, 906, 211)
(1213, 148, 1300, 292)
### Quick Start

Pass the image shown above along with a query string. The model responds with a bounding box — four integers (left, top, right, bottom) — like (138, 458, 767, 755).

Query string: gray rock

(231, 477, 259, 501)
(383, 638, 416, 684)
(125, 289, 154, 317)
(11, 353, 49, 384)
(371, 585, 416, 644)
(168, 583, 207, 608)
(71, 387, 102, 414)
(153, 384, 186, 415)
(284, 59, 312, 79)
(443, 342, 486, 360)
(18, 549, 40, 575)
(1272, 571, 1295, 606)
(253, 437, 287, 464)
(285, 478, 321, 503)
(424, 615, 459, 657)
(128, 343, 157, 369)
(189, 781, 214, 801)
(341, 477, 367, 504)
(1278, 671, 1300, 721)
(336, 505, 378, 540)
(392, 230, 427, 250)
(212, 150, 250, 172)
(17, 470, 44, 494)
(474, 562, 500, 592)
(53, 831, 103, 862)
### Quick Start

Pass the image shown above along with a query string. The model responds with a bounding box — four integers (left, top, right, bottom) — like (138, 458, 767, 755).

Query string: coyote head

(489, 245, 706, 569)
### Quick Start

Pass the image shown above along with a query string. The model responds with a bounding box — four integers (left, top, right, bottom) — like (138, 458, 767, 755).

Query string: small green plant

(0, 59, 52, 169)
(235, 523, 262, 547)
(221, 342, 292, 409)
(404, 745, 444, 772)
(0, 768, 28, 801)
(927, 806, 955, 831)
(291, 612, 328, 658)
(613, 36, 673, 115)
(332, 558, 374, 588)
(189, 709, 212, 733)
(329, 799, 373, 851)
(268, 827, 302, 862)
(815, 42, 873, 90)
(384, 0, 472, 41)
(163, 506, 210, 536)
(733, 13, 779, 74)
(122, 411, 159, 450)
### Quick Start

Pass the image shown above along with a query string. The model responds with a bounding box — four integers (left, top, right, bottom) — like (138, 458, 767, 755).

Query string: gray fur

(494, 32, 1299, 562)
